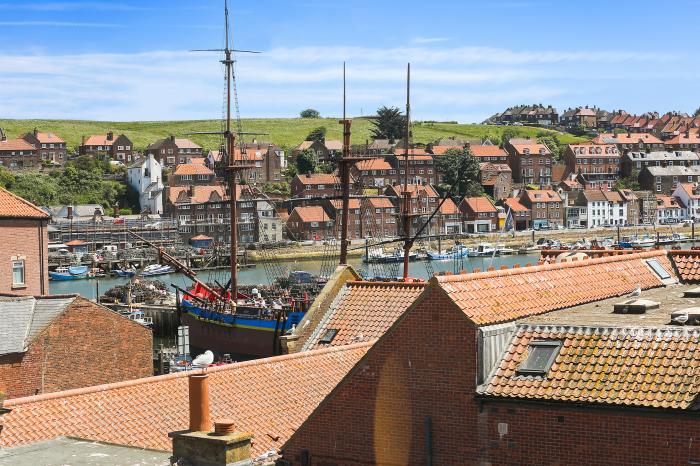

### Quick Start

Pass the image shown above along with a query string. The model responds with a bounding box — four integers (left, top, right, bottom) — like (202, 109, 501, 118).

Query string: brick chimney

(81, 135, 86, 145)
(67, 206, 73, 219)
(33, 127, 38, 136)
(170, 135, 176, 142)
(107, 132, 114, 141)
(114, 204, 120, 218)
(170, 374, 253, 466)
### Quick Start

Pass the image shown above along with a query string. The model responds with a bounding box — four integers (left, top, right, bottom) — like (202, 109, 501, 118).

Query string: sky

(1, 0, 700, 122)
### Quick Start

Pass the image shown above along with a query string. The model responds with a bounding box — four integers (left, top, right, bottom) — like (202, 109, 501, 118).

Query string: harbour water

(49, 254, 540, 297)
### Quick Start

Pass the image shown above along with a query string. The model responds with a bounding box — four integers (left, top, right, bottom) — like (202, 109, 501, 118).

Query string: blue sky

(1, 0, 699, 122)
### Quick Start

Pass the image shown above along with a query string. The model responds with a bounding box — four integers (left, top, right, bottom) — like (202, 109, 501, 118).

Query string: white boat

(496, 244, 516, 255)
(427, 245, 471, 260)
(140, 264, 174, 277)
(363, 248, 417, 263)
(126, 310, 154, 329)
(468, 243, 496, 257)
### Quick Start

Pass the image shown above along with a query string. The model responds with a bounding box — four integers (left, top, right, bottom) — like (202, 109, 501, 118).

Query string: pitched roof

(173, 138, 201, 150)
(172, 163, 214, 176)
(0, 343, 371, 455)
(665, 130, 700, 145)
(567, 143, 619, 156)
(82, 135, 118, 146)
(328, 199, 361, 210)
(462, 196, 497, 213)
(294, 173, 340, 185)
(520, 189, 561, 203)
(439, 197, 460, 215)
(301, 281, 426, 351)
(507, 142, 551, 156)
(669, 251, 700, 283)
(187, 157, 206, 165)
(592, 132, 663, 145)
(26, 131, 65, 144)
(479, 324, 700, 409)
(0, 295, 75, 355)
(434, 250, 671, 326)
(354, 158, 392, 171)
(291, 206, 330, 223)
(0, 138, 36, 152)
(367, 197, 395, 209)
(0, 188, 50, 219)
(430, 145, 463, 155)
(469, 145, 508, 157)
(190, 234, 212, 241)
(324, 140, 343, 151)
(392, 148, 430, 156)
(167, 185, 227, 205)
(386, 183, 438, 198)
(503, 197, 529, 212)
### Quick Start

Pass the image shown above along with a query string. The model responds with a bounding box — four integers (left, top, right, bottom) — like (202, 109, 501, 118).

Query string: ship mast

(339, 63, 351, 264)
(402, 63, 412, 281)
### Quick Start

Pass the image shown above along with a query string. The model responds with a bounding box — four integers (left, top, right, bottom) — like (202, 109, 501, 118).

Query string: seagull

(628, 285, 641, 297)
(673, 312, 689, 325)
(192, 350, 214, 367)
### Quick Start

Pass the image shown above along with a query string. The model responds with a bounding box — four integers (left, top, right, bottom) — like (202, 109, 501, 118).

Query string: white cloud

(0, 21, 120, 27)
(0, 44, 689, 122)
(410, 37, 449, 44)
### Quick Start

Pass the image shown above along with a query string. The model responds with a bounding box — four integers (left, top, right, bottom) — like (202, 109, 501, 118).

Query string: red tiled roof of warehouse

(520, 189, 562, 203)
(469, 145, 508, 158)
(667, 250, 700, 283)
(0, 138, 36, 152)
(434, 250, 672, 326)
(292, 206, 331, 223)
(187, 157, 206, 165)
(172, 163, 215, 176)
(508, 142, 551, 156)
(463, 196, 497, 213)
(324, 140, 343, 151)
(592, 132, 663, 145)
(0, 343, 371, 455)
(0, 188, 49, 219)
(168, 185, 227, 204)
(439, 197, 460, 215)
(479, 324, 700, 409)
(301, 281, 426, 351)
(354, 158, 392, 171)
(368, 197, 395, 209)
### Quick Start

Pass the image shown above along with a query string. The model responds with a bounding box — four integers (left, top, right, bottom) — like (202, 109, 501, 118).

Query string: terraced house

(562, 143, 621, 190)
(505, 139, 553, 187)
(21, 129, 67, 165)
(145, 135, 203, 167)
(79, 132, 133, 161)
(0, 131, 38, 170)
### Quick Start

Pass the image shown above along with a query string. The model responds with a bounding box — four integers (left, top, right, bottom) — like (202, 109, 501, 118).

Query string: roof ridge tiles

(434, 249, 667, 284)
(345, 280, 427, 288)
(3, 340, 374, 409)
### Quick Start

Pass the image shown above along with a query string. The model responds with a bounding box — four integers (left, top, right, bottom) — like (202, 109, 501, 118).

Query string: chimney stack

(114, 204, 120, 218)
(107, 132, 114, 141)
(67, 206, 73, 219)
(170, 135, 176, 142)
(33, 128, 38, 136)
(81, 135, 86, 145)
(170, 374, 254, 466)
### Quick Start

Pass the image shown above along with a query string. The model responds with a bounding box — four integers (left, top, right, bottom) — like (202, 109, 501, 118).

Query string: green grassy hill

(0, 118, 587, 153)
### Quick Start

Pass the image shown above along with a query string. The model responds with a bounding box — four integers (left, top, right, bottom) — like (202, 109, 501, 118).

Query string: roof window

(517, 340, 561, 376)
(319, 328, 338, 344)
(646, 259, 671, 280)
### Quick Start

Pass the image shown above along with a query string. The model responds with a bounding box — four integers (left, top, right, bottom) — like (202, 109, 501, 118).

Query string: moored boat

(427, 244, 470, 260)
(49, 266, 88, 281)
(468, 243, 496, 257)
(140, 264, 174, 277)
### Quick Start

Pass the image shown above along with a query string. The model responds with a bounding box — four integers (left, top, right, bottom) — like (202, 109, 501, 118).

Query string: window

(517, 340, 562, 375)
(646, 259, 671, 279)
(12, 260, 25, 286)
(319, 328, 339, 344)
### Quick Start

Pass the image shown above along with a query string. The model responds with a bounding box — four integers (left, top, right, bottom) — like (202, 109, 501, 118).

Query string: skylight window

(517, 340, 561, 376)
(646, 259, 672, 280)
(319, 328, 338, 344)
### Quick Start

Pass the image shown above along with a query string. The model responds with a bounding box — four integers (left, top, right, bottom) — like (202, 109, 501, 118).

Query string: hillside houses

(145, 136, 203, 167)
(21, 129, 67, 165)
(79, 132, 133, 162)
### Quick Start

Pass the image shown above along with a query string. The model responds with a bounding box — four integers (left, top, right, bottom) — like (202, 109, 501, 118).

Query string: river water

(49, 254, 540, 298)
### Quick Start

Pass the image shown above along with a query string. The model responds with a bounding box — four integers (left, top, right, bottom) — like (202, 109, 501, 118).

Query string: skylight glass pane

(517, 340, 561, 375)
(319, 328, 338, 344)
(646, 259, 671, 280)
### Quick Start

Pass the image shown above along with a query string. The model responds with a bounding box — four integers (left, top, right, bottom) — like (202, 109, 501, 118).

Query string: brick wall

(0, 219, 48, 296)
(0, 298, 152, 399)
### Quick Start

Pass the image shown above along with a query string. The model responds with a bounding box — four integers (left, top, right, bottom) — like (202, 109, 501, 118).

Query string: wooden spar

(402, 63, 412, 281)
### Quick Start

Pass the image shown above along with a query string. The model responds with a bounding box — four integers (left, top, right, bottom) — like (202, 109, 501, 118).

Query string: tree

(0, 167, 15, 188)
(694, 107, 700, 117)
(615, 170, 641, 191)
(300, 108, 321, 118)
(10, 172, 59, 206)
(499, 128, 519, 147)
(296, 149, 318, 175)
(536, 134, 562, 161)
(434, 148, 482, 197)
(370, 106, 405, 141)
(305, 126, 326, 142)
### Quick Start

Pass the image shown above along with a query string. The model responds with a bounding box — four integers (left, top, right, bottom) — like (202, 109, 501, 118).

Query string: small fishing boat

(140, 264, 174, 277)
(657, 233, 687, 245)
(619, 235, 655, 248)
(363, 248, 418, 263)
(49, 266, 89, 281)
(114, 268, 137, 277)
(496, 244, 516, 255)
(427, 244, 471, 260)
(125, 310, 154, 329)
(468, 243, 496, 257)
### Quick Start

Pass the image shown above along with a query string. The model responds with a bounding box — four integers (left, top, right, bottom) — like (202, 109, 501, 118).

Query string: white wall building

(574, 190, 628, 228)
(672, 183, 700, 220)
(127, 154, 163, 215)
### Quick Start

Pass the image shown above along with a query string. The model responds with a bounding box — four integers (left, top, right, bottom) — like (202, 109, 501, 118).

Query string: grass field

(0, 118, 587, 153)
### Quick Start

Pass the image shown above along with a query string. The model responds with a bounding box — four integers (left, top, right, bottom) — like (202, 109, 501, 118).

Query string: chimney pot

(214, 419, 236, 436)
(188, 374, 212, 432)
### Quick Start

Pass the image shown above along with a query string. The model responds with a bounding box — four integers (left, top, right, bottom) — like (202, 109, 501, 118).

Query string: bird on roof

(628, 284, 641, 297)
(192, 350, 214, 367)
(672, 312, 689, 325)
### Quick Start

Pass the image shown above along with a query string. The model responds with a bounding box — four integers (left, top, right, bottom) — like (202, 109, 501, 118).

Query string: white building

(672, 183, 700, 220)
(127, 154, 163, 214)
(655, 195, 686, 224)
(573, 190, 628, 228)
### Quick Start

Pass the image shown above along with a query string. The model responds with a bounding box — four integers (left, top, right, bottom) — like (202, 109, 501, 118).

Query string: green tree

(11, 172, 59, 206)
(370, 106, 405, 141)
(614, 170, 641, 191)
(536, 134, 562, 161)
(305, 126, 326, 142)
(434, 148, 482, 197)
(694, 107, 700, 117)
(300, 108, 321, 118)
(0, 167, 15, 188)
(499, 128, 519, 147)
(296, 148, 318, 175)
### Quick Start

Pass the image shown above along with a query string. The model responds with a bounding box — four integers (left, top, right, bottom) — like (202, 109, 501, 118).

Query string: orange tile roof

(172, 164, 214, 176)
(669, 250, 700, 283)
(354, 158, 392, 171)
(367, 197, 395, 209)
(462, 196, 497, 213)
(479, 324, 700, 409)
(0, 138, 36, 152)
(503, 197, 529, 212)
(82, 135, 118, 146)
(592, 132, 663, 145)
(301, 281, 426, 351)
(508, 142, 551, 156)
(439, 197, 460, 215)
(29, 132, 65, 144)
(392, 148, 430, 156)
(190, 234, 212, 240)
(173, 138, 201, 150)
(324, 140, 343, 151)
(0, 343, 370, 455)
(677, 183, 700, 200)
(469, 145, 508, 158)
(386, 183, 438, 198)
(0, 188, 49, 219)
(188, 157, 206, 165)
(520, 189, 562, 203)
(167, 185, 227, 205)
(434, 250, 671, 326)
(665, 130, 700, 145)
(328, 199, 361, 210)
(294, 173, 340, 185)
(292, 206, 330, 223)
(430, 145, 463, 155)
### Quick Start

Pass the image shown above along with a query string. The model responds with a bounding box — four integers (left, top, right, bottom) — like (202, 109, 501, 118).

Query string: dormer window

(517, 340, 562, 376)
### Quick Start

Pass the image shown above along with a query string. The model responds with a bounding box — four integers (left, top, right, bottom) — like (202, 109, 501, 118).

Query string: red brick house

(519, 189, 564, 228)
(469, 144, 509, 163)
(562, 143, 621, 190)
(0, 188, 49, 296)
(386, 153, 438, 186)
(324, 199, 362, 239)
(0, 294, 152, 400)
(21, 129, 67, 165)
(0, 132, 39, 170)
(479, 162, 512, 200)
(501, 197, 531, 230)
(286, 206, 334, 241)
(281, 250, 700, 466)
(79, 132, 133, 162)
(146, 136, 203, 167)
(459, 196, 498, 233)
(351, 158, 396, 190)
(504, 139, 553, 186)
(290, 173, 344, 200)
(361, 197, 398, 238)
(385, 183, 440, 237)
(168, 163, 217, 187)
